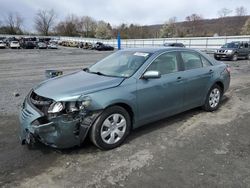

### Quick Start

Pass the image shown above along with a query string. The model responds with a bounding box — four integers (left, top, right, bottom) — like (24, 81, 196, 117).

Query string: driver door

(136, 51, 185, 125)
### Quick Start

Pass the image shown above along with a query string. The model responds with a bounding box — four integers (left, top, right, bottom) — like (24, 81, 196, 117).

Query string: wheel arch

(107, 102, 134, 127)
(214, 81, 224, 93)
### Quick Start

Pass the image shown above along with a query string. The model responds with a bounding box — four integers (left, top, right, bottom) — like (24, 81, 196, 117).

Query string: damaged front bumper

(19, 95, 101, 149)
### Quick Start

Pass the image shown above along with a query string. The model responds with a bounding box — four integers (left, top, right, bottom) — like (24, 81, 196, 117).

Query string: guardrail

(1, 34, 250, 51)
(60, 35, 250, 51)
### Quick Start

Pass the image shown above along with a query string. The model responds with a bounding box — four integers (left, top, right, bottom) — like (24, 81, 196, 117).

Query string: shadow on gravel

(126, 95, 230, 145)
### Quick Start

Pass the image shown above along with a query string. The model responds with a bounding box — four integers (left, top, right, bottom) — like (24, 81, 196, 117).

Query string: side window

(201, 56, 212, 67)
(181, 52, 202, 70)
(244, 43, 248, 48)
(147, 52, 178, 75)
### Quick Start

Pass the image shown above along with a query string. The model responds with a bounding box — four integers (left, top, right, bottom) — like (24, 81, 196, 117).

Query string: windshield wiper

(88, 71, 107, 76)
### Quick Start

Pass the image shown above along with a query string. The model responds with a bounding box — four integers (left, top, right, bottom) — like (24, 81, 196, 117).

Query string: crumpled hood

(34, 71, 124, 101)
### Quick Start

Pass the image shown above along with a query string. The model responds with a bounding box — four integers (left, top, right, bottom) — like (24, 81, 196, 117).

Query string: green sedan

(20, 48, 230, 150)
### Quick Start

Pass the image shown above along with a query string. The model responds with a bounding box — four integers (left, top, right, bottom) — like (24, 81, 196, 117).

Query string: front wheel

(90, 106, 131, 150)
(231, 54, 238, 61)
(247, 53, 250, 60)
(203, 84, 222, 112)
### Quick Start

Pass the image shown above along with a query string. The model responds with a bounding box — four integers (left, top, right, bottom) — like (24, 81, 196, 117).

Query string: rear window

(181, 52, 202, 70)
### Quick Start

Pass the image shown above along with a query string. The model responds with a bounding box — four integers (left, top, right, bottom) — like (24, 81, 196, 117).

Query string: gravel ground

(0, 48, 250, 188)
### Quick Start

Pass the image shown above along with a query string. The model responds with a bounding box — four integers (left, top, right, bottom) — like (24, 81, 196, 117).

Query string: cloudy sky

(0, 0, 249, 30)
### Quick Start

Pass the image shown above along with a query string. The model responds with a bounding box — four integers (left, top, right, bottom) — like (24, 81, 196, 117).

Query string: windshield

(88, 51, 151, 78)
(222, 42, 239, 49)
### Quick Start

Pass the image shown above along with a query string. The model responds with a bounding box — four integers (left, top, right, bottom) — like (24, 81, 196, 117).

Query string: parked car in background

(10, 41, 20, 49)
(21, 41, 36, 49)
(164, 43, 185, 47)
(6, 37, 18, 47)
(0, 40, 6, 48)
(214, 41, 250, 61)
(48, 42, 58, 49)
(36, 42, 47, 49)
(78, 42, 84, 48)
(20, 48, 230, 150)
(83, 42, 93, 49)
(93, 42, 114, 51)
(68, 41, 78, 47)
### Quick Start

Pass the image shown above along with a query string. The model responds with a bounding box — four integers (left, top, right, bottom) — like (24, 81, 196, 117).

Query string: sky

(0, 0, 249, 31)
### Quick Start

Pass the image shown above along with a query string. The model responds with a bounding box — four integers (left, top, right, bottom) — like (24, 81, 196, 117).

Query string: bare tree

(5, 12, 23, 34)
(160, 17, 177, 38)
(34, 9, 56, 36)
(241, 18, 250, 35)
(79, 16, 97, 37)
(218, 8, 232, 18)
(95, 21, 112, 39)
(55, 14, 80, 36)
(235, 6, 247, 16)
(185, 14, 203, 36)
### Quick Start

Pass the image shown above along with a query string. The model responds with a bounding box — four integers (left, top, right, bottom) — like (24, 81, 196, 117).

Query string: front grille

(21, 108, 33, 120)
(29, 91, 54, 115)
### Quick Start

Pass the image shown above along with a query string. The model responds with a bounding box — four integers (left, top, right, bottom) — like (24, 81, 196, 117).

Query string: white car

(10, 41, 20, 49)
(0, 40, 6, 48)
(48, 42, 58, 49)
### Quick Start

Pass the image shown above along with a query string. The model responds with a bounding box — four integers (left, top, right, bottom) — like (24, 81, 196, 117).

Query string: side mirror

(142, 71, 161, 79)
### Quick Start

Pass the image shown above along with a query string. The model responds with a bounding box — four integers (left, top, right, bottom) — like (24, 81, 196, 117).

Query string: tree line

(0, 6, 250, 38)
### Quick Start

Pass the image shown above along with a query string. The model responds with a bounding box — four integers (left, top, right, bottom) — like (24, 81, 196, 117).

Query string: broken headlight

(48, 102, 64, 113)
(78, 96, 92, 110)
(47, 96, 92, 114)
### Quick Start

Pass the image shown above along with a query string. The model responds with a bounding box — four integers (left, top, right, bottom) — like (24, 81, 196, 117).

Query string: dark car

(20, 48, 230, 150)
(164, 43, 185, 47)
(214, 41, 250, 61)
(93, 42, 114, 51)
(21, 41, 36, 49)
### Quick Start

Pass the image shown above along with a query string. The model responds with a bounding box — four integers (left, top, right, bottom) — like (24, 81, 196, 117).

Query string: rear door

(180, 51, 214, 110)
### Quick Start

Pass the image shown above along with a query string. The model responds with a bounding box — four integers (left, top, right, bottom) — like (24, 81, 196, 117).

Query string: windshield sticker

(134, 52, 149, 57)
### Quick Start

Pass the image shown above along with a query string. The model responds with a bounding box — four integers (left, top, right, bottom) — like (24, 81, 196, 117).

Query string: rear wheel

(90, 106, 131, 150)
(203, 84, 222, 112)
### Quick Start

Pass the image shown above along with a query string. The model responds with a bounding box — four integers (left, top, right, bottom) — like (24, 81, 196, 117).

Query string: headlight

(48, 102, 64, 113)
(226, 50, 233, 54)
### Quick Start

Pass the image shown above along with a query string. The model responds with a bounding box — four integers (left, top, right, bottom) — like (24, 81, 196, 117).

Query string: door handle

(177, 77, 182, 82)
(209, 69, 214, 74)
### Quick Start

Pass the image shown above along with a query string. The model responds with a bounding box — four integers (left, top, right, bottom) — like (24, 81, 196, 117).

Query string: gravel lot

(0, 48, 250, 188)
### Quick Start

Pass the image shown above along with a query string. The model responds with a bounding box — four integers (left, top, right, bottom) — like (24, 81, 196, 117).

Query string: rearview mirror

(142, 71, 161, 79)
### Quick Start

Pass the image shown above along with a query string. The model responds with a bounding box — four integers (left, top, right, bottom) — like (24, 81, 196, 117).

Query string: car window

(181, 52, 202, 70)
(201, 56, 212, 67)
(244, 43, 248, 48)
(147, 52, 178, 75)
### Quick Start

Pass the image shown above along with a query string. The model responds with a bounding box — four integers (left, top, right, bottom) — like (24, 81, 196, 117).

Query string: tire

(247, 53, 250, 60)
(203, 84, 222, 112)
(90, 106, 131, 150)
(231, 53, 238, 61)
(214, 56, 220, 60)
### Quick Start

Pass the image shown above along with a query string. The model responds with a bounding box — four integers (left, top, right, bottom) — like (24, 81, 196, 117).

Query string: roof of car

(122, 47, 195, 53)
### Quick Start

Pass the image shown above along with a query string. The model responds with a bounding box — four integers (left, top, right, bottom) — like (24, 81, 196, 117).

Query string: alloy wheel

(209, 88, 221, 108)
(100, 113, 127, 144)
